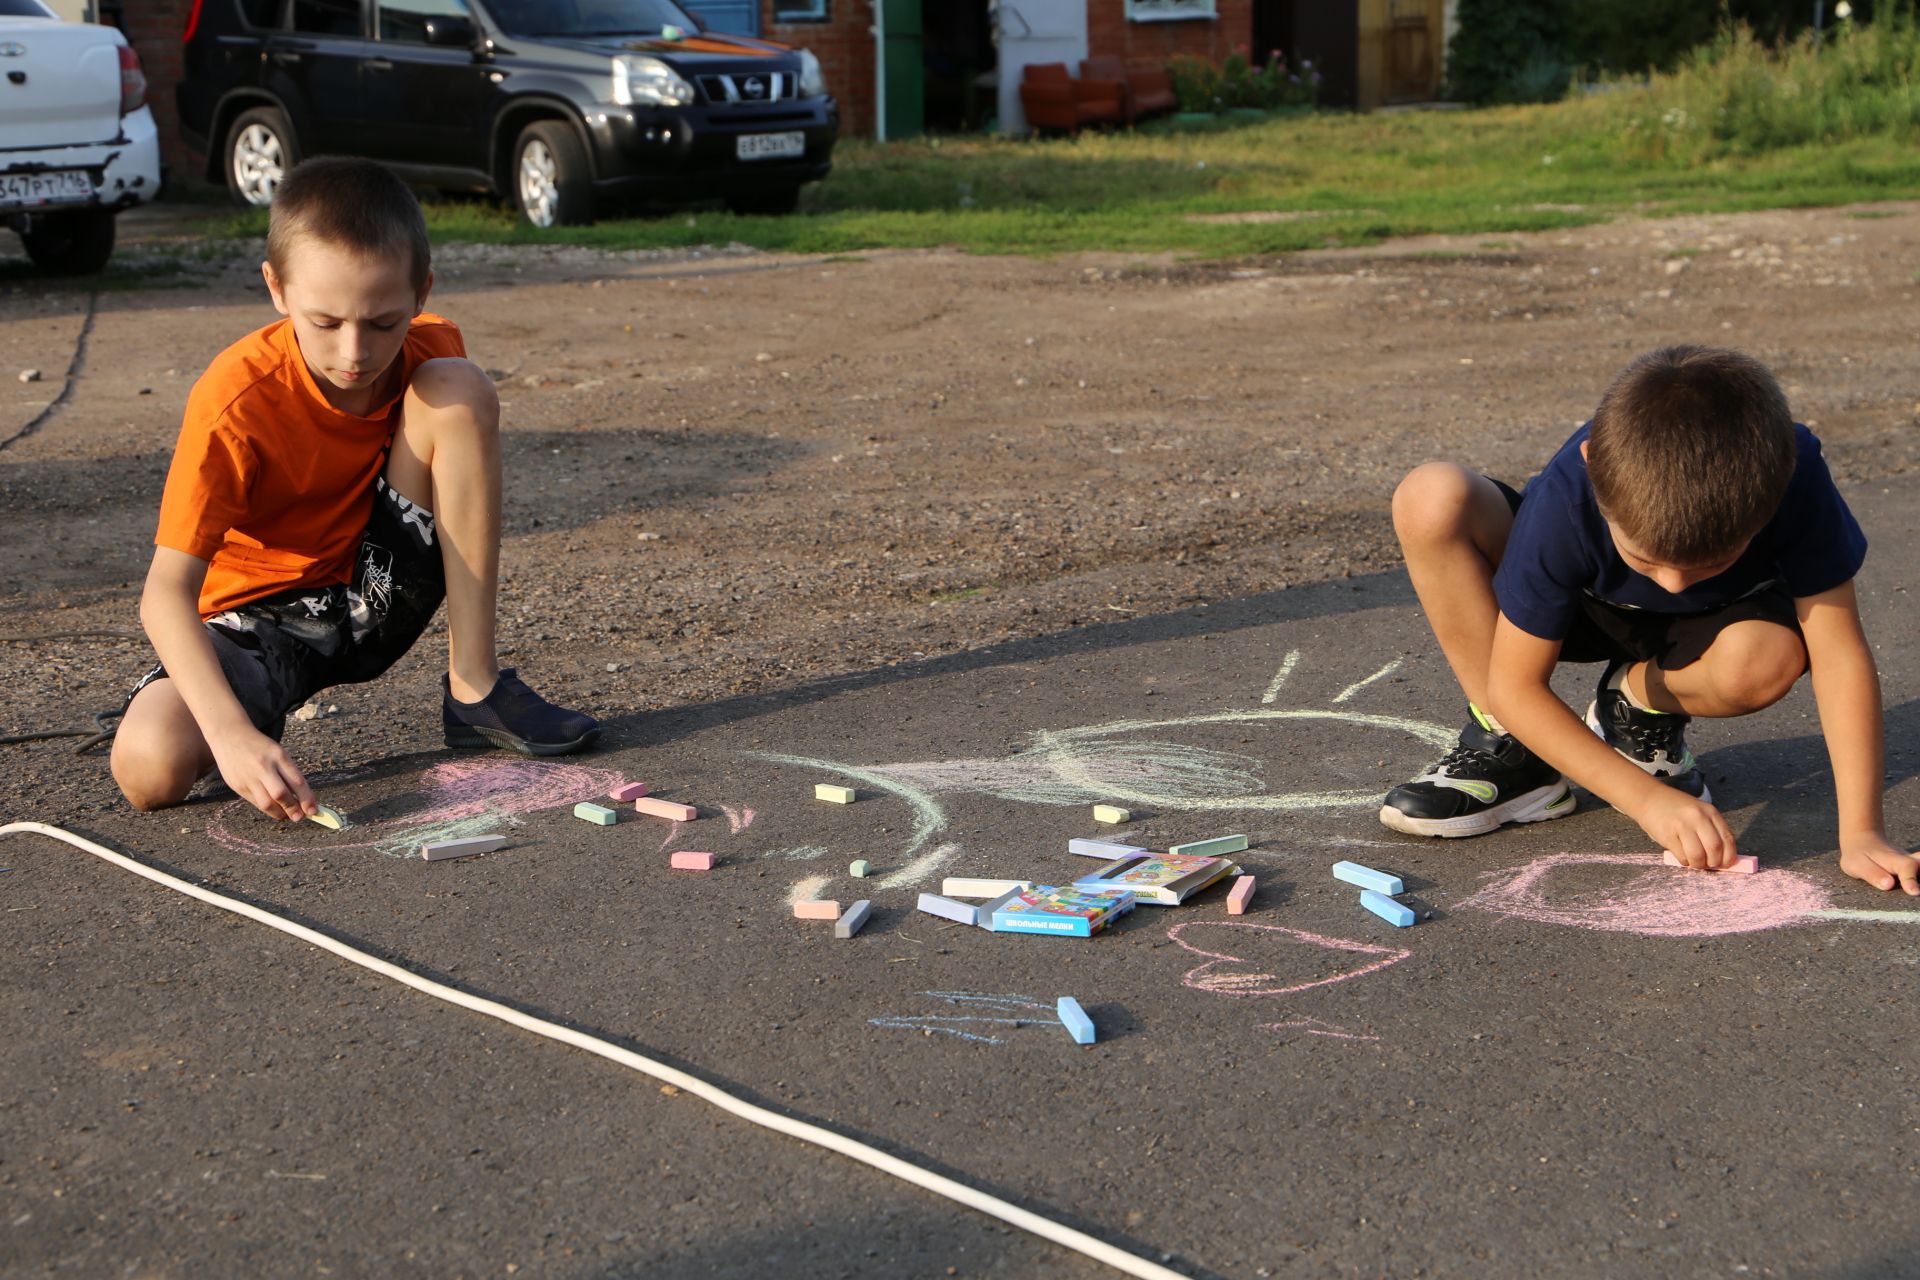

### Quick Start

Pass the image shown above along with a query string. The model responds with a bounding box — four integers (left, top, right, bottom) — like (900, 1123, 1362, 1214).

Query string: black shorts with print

(129, 477, 444, 739)
(1490, 476, 1801, 669)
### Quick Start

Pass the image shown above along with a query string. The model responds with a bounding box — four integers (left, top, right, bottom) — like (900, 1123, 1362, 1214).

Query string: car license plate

(0, 169, 95, 210)
(736, 132, 804, 162)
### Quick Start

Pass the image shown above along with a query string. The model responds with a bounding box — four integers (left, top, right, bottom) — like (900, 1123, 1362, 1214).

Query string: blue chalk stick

(1333, 860, 1405, 896)
(1359, 889, 1416, 927)
(1056, 996, 1096, 1045)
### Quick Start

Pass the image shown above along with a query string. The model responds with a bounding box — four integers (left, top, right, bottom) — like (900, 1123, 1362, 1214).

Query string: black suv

(177, 0, 837, 224)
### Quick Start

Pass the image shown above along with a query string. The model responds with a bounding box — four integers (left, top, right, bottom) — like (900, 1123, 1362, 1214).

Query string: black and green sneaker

(1380, 706, 1575, 838)
(1585, 660, 1710, 801)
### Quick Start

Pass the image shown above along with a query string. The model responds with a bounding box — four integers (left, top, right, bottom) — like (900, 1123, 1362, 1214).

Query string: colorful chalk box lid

(990, 885, 1137, 937)
(1071, 852, 1241, 906)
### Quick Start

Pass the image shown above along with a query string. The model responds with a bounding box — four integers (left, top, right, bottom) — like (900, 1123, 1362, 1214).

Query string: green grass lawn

(212, 23, 1920, 259)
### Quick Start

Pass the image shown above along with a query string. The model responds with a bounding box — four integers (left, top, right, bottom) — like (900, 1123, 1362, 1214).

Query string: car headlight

(612, 55, 695, 107)
(797, 49, 826, 98)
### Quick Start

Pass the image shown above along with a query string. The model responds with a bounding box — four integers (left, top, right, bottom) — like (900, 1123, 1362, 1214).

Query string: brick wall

(763, 1, 875, 138)
(1088, 1, 1255, 71)
(110, 0, 200, 182)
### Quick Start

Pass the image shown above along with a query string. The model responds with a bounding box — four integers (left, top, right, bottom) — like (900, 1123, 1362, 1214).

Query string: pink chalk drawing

(1258, 1016, 1381, 1043)
(1460, 852, 1835, 937)
(721, 804, 756, 834)
(1168, 921, 1412, 998)
(208, 757, 626, 858)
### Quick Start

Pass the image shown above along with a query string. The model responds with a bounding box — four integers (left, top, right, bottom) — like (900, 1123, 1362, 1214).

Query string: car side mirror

(424, 15, 476, 46)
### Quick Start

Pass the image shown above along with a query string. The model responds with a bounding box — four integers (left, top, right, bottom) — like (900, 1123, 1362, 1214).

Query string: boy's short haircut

(266, 157, 431, 297)
(1587, 345, 1795, 566)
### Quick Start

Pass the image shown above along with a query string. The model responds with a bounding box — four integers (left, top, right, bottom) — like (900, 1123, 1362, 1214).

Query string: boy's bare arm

(1484, 615, 1739, 867)
(141, 548, 317, 822)
(1799, 580, 1919, 894)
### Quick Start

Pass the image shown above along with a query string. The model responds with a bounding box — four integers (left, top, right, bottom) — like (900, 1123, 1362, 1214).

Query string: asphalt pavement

(5, 481, 1919, 1280)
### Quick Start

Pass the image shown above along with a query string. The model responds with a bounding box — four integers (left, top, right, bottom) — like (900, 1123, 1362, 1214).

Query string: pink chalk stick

(671, 851, 716, 871)
(1226, 875, 1256, 915)
(633, 797, 697, 822)
(610, 781, 651, 802)
(1662, 850, 1760, 874)
(794, 899, 842, 921)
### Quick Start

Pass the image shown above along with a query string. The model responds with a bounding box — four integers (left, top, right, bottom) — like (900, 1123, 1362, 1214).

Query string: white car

(0, 0, 160, 274)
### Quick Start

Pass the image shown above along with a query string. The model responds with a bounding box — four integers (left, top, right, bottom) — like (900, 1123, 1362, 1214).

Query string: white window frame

(772, 0, 829, 21)
(1125, 0, 1217, 22)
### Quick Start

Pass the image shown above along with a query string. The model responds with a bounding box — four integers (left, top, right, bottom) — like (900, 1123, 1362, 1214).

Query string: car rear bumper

(584, 98, 838, 200)
(0, 107, 163, 214)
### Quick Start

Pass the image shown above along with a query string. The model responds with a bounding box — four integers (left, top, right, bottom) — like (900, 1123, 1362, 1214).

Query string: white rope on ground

(0, 822, 1188, 1280)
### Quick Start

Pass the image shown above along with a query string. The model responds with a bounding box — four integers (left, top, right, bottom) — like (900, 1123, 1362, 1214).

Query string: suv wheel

(226, 106, 299, 208)
(513, 121, 592, 228)
(725, 186, 801, 217)
(21, 208, 116, 276)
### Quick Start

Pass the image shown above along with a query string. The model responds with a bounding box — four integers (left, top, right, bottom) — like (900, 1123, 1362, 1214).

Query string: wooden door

(1385, 0, 1437, 103)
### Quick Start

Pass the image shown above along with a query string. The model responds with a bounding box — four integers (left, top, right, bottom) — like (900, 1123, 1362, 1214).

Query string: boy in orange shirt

(113, 158, 597, 820)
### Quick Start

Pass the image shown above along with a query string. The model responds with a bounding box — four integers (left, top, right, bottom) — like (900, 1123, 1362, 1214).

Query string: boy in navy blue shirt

(1381, 345, 1917, 894)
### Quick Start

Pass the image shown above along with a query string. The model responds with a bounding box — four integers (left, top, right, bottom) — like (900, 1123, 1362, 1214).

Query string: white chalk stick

(421, 835, 508, 861)
(916, 892, 979, 926)
(1068, 838, 1149, 860)
(941, 877, 1033, 898)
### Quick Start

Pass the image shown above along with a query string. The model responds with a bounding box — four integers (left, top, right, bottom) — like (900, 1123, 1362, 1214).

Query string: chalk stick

(1662, 849, 1759, 874)
(814, 783, 857, 804)
(670, 851, 716, 870)
(1332, 860, 1404, 896)
(916, 892, 980, 927)
(941, 877, 1033, 898)
(794, 899, 841, 921)
(1226, 875, 1256, 915)
(974, 886, 1028, 930)
(1360, 889, 1416, 928)
(1068, 838, 1149, 860)
(1056, 996, 1096, 1045)
(1092, 804, 1132, 825)
(307, 804, 348, 831)
(834, 900, 873, 939)
(849, 859, 871, 878)
(633, 797, 698, 822)
(421, 835, 508, 861)
(574, 802, 618, 826)
(1169, 834, 1249, 858)
(610, 781, 650, 802)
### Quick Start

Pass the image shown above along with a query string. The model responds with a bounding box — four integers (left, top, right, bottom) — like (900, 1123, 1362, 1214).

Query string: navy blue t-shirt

(1493, 422, 1866, 642)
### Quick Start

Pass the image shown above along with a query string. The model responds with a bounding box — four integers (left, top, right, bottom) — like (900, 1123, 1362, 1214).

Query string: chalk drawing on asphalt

(747, 654, 1456, 899)
(208, 758, 626, 859)
(1258, 1016, 1382, 1043)
(1168, 921, 1412, 998)
(1163, 922, 1407, 1046)
(1460, 851, 1858, 937)
(869, 991, 1061, 1045)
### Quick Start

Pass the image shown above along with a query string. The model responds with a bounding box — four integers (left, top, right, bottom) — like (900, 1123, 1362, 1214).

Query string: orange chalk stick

(671, 851, 716, 871)
(794, 900, 842, 921)
(1226, 875, 1256, 914)
(634, 797, 697, 822)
